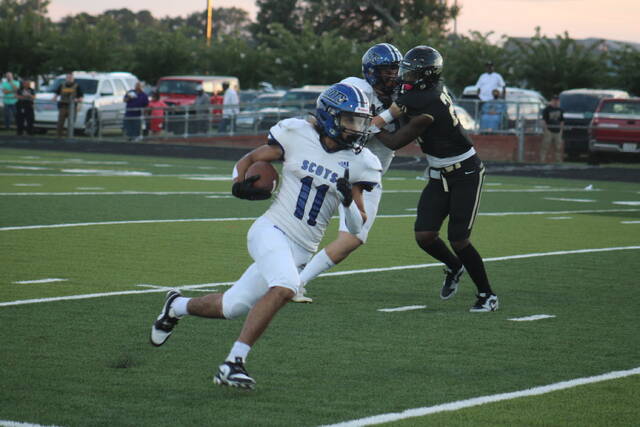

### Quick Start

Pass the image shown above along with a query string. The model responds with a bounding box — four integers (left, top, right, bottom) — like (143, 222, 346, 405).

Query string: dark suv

(559, 89, 630, 159)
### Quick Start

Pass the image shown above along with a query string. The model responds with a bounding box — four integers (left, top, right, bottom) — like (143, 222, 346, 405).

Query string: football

(245, 161, 279, 194)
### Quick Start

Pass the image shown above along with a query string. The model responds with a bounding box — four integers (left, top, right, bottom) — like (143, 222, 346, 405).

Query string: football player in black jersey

(373, 45, 499, 312)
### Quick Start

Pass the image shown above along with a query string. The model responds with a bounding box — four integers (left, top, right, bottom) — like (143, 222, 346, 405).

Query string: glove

(231, 175, 271, 201)
(336, 169, 353, 207)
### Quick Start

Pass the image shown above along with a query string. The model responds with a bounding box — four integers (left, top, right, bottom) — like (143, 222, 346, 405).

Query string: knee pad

(222, 289, 256, 320)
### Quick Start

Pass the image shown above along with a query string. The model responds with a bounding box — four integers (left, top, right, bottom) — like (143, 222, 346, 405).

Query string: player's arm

(371, 102, 403, 129)
(376, 113, 433, 150)
(336, 170, 370, 235)
(231, 144, 283, 200)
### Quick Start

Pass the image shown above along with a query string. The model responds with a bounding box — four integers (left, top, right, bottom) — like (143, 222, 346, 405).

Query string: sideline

(1, 208, 638, 231)
(1, 246, 638, 308)
(319, 366, 640, 427)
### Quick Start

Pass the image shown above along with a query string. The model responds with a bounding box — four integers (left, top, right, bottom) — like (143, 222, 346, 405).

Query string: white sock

(171, 297, 191, 317)
(226, 341, 251, 363)
(298, 249, 335, 286)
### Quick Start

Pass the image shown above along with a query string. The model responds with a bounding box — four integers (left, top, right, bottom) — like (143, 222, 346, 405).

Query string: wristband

(379, 109, 394, 125)
(232, 165, 239, 180)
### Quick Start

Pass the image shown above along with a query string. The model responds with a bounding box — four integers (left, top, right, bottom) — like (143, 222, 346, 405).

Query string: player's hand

(336, 169, 353, 207)
(231, 175, 271, 201)
(371, 116, 386, 129)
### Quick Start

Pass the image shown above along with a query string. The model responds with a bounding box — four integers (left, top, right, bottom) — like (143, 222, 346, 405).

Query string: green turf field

(1, 148, 639, 427)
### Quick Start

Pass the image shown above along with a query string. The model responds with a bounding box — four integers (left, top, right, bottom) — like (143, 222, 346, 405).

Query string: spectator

(475, 61, 505, 102)
(540, 95, 565, 162)
(2, 72, 19, 129)
(193, 85, 211, 134)
(16, 78, 35, 135)
(211, 89, 223, 127)
(53, 73, 83, 138)
(147, 91, 167, 135)
(479, 88, 506, 132)
(123, 81, 149, 141)
(217, 82, 239, 133)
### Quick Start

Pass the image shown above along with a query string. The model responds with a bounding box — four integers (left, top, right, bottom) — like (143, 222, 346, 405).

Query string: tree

(0, 0, 53, 77)
(253, 0, 459, 42)
(508, 30, 609, 98)
(256, 23, 364, 87)
(45, 15, 129, 74)
(609, 45, 640, 95)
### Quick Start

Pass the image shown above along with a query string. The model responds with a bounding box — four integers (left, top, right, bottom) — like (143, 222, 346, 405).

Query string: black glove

(231, 175, 271, 201)
(336, 169, 352, 207)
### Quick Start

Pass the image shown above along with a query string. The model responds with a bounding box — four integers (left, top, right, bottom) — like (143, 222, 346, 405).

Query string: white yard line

(319, 366, 640, 427)
(0, 420, 62, 427)
(2, 209, 639, 232)
(508, 314, 556, 322)
(544, 197, 596, 203)
(378, 305, 427, 312)
(546, 216, 572, 220)
(1, 246, 638, 308)
(0, 191, 226, 196)
(613, 201, 640, 206)
(14, 279, 67, 285)
(404, 208, 638, 216)
(621, 220, 640, 224)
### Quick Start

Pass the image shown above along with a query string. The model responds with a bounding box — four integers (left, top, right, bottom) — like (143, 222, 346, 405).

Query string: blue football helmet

(315, 83, 372, 153)
(362, 43, 402, 95)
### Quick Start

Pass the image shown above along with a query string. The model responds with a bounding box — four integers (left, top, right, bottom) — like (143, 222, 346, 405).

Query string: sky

(47, 0, 640, 44)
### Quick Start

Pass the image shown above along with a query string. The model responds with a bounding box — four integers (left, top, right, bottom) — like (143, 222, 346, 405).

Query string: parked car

(34, 71, 138, 135)
(235, 91, 286, 131)
(560, 88, 630, 159)
(460, 86, 546, 132)
(236, 86, 328, 132)
(156, 75, 239, 134)
(588, 98, 640, 160)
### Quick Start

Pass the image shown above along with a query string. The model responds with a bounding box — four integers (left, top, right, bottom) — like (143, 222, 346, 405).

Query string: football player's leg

(295, 186, 382, 302)
(415, 179, 465, 298)
(448, 167, 497, 311)
(415, 179, 462, 270)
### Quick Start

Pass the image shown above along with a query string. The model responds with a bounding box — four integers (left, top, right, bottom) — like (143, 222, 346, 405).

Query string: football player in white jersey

(293, 43, 402, 303)
(149, 83, 382, 389)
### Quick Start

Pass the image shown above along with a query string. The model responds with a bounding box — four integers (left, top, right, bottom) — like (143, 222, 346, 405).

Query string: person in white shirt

(149, 83, 382, 389)
(475, 61, 505, 102)
(218, 81, 239, 133)
(292, 42, 403, 303)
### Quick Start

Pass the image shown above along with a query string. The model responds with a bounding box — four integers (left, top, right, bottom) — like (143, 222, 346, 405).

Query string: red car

(589, 98, 640, 156)
(156, 75, 239, 107)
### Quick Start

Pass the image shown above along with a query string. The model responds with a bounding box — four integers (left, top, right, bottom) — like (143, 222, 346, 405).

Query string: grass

(1, 147, 639, 427)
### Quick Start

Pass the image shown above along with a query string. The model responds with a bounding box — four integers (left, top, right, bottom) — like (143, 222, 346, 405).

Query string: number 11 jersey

(264, 118, 382, 253)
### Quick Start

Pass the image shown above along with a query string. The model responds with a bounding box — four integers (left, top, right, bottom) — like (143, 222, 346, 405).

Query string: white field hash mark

(378, 305, 426, 312)
(1, 246, 639, 308)
(508, 314, 556, 322)
(319, 366, 640, 427)
(14, 278, 67, 285)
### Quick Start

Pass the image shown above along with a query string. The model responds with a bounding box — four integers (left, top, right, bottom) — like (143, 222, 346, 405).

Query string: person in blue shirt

(479, 89, 506, 132)
(123, 81, 149, 141)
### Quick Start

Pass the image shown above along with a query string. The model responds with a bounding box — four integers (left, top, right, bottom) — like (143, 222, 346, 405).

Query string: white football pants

(222, 216, 313, 319)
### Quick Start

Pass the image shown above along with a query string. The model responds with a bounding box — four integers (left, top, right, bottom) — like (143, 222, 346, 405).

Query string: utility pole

(206, 0, 213, 46)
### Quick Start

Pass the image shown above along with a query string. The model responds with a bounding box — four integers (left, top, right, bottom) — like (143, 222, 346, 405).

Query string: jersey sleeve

(268, 118, 309, 159)
(352, 150, 382, 191)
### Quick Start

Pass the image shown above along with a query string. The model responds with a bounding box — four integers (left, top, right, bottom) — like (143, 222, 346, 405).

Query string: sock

(226, 341, 251, 363)
(454, 244, 493, 294)
(420, 238, 462, 271)
(298, 249, 335, 286)
(171, 297, 191, 317)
